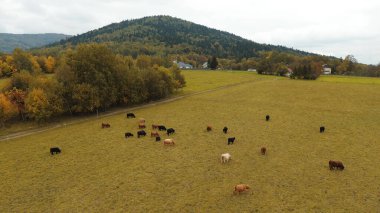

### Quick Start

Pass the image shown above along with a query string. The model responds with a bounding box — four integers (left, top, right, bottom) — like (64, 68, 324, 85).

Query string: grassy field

(317, 74, 380, 85)
(1, 71, 380, 212)
(178, 70, 274, 94)
(0, 70, 268, 136)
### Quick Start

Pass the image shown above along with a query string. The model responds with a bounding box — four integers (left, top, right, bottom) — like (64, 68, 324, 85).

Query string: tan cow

(163, 138, 175, 146)
(233, 184, 250, 194)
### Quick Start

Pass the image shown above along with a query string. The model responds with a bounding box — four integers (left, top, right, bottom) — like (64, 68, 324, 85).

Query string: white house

(202, 62, 208, 69)
(285, 68, 293, 77)
(322, 64, 332, 75)
(173, 61, 193, 69)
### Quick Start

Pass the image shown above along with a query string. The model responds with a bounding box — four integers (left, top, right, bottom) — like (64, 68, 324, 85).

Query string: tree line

(0, 44, 185, 127)
(32, 15, 379, 78)
(217, 52, 380, 78)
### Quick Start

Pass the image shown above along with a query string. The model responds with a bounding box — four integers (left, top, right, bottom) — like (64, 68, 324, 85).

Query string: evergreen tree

(209, 56, 218, 70)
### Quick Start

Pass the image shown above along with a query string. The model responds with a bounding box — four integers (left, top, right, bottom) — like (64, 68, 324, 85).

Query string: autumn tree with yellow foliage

(0, 93, 16, 127)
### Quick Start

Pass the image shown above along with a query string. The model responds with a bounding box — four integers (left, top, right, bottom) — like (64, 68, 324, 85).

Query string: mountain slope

(0, 33, 71, 53)
(46, 15, 312, 58)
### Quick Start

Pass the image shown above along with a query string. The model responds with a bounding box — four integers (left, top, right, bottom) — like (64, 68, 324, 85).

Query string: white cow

(220, 153, 232, 163)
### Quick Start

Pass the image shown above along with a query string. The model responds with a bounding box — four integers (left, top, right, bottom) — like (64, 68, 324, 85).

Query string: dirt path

(0, 78, 273, 141)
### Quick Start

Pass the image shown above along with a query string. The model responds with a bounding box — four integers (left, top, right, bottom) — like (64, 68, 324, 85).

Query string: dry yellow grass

(317, 75, 380, 85)
(1, 72, 380, 212)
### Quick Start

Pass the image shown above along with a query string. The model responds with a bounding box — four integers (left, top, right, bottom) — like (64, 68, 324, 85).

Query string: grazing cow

(167, 128, 175, 136)
(152, 124, 159, 129)
(137, 130, 146, 138)
(261, 147, 267, 155)
(207, 125, 212, 132)
(158, 125, 167, 131)
(126, 113, 136, 118)
(50, 147, 61, 155)
(223, 126, 228, 134)
(233, 184, 250, 195)
(163, 138, 175, 145)
(266, 115, 270, 121)
(227, 137, 236, 145)
(156, 136, 161, 142)
(138, 124, 146, 129)
(320, 126, 325, 133)
(151, 131, 160, 137)
(220, 153, 232, 163)
(139, 118, 145, 123)
(329, 160, 344, 170)
(125, 132, 133, 138)
(101, 123, 110, 128)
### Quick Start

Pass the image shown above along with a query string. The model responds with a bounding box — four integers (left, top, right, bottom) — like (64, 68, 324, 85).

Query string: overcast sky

(1, 0, 379, 64)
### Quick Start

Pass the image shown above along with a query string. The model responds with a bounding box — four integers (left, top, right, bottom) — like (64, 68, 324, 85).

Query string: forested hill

(0, 33, 71, 53)
(45, 15, 312, 58)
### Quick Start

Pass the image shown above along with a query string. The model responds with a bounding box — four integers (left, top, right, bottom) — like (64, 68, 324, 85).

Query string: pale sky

(0, 0, 379, 64)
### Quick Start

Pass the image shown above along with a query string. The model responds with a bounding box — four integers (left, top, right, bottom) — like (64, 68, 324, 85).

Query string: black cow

(50, 147, 61, 155)
(329, 160, 344, 170)
(266, 115, 270, 121)
(137, 130, 147, 138)
(156, 136, 161, 142)
(223, 126, 228, 134)
(126, 113, 136, 118)
(261, 147, 267, 155)
(227, 137, 236, 145)
(320, 126, 325, 133)
(167, 128, 175, 135)
(125, 132, 134, 138)
(158, 125, 167, 131)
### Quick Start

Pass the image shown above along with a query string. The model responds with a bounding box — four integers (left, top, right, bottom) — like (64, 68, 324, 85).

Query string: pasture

(1, 71, 380, 212)
(317, 74, 380, 85)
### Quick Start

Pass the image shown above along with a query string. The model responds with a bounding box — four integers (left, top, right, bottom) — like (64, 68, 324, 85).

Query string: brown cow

(101, 123, 110, 128)
(139, 118, 145, 123)
(152, 124, 159, 129)
(233, 184, 250, 194)
(207, 125, 212, 132)
(151, 131, 159, 137)
(138, 124, 146, 129)
(163, 139, 175, 146)
(329, 160, 344, 170)
(261, 147, 266, 155)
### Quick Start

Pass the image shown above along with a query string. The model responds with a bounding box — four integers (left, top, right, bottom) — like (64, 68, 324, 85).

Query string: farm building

(285, 68, 293, 77)
(202, 62, 208, 69)
(322, 64, 332, 75)
(174, 60, 193, 69)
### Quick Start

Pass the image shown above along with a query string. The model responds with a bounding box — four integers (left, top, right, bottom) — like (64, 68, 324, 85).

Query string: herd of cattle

(50, 112, 344, 195)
